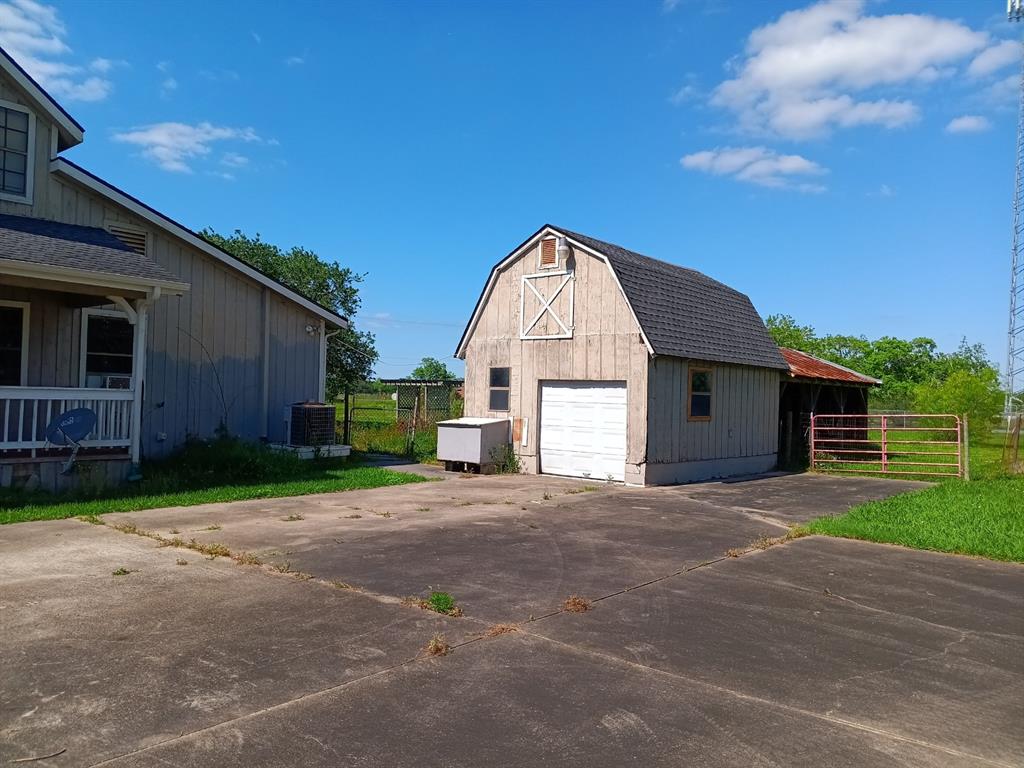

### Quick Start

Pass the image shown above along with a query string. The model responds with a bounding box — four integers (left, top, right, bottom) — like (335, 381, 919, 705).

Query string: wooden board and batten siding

(462, 241, 650, 484)
(0, 67, 325, 458)
(645, 358, 780, 484)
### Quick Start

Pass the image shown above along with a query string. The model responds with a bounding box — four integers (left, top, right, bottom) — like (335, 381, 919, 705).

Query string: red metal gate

(810, 413, 965, 479)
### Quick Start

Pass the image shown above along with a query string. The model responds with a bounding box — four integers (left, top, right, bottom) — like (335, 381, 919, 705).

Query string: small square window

(688, 368, 712, 421)
(488, 366, 510, 411)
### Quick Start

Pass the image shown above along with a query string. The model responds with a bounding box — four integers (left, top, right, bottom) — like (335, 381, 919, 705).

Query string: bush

(490, 444, 521, 474)
(913, 368, 1004, 430)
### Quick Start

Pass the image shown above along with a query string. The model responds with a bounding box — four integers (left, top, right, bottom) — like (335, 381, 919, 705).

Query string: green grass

(806, 430, 1024, 562)
(0, 437, 427, 525)
(338, 394, 438, 462)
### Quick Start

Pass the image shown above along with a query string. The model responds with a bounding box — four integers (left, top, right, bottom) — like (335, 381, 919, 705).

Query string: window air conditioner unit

(103, 375, 132, 390)
(287, 402, 336, 446)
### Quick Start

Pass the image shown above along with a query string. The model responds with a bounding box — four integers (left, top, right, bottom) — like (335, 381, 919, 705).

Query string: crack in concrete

(517, 631, 1016, 768)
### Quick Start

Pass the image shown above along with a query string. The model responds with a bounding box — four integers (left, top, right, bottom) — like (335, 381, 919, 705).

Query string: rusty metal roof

(780, 347, 881, 385)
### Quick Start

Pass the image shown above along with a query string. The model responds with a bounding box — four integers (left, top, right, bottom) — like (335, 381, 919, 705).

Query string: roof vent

(107, 224, 148, 256)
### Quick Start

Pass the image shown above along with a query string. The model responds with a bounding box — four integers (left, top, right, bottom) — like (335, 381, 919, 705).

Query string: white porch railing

(0, 387, 133, 457)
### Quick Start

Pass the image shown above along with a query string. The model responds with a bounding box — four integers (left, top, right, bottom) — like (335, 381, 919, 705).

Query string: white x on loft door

(520, 271, 574, 340)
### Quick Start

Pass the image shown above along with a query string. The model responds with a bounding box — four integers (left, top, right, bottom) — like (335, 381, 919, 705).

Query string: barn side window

(688, 368, 712, 421)
(488, 367, 510, 411)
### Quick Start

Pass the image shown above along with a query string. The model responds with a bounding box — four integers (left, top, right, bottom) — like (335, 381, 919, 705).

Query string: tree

(914, 367, 1005, 429)
(765, 314, 818, 353)
(201, 229, 377, 399)
(410, 356, 456, 381)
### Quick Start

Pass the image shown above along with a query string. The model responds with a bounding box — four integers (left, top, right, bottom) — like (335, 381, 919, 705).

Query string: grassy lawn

(341, 393, 440, 463)
(806, 430, 1024, 562)
(0, 437, 428, 525)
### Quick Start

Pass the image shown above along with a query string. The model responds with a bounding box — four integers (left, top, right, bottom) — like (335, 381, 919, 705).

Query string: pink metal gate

(810, 414, 965, 479)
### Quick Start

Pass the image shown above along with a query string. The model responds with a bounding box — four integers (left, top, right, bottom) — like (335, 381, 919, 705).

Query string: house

(0, 48, 346, 490)
(455, 225, 788, 485)
(778, 347, 881, 464)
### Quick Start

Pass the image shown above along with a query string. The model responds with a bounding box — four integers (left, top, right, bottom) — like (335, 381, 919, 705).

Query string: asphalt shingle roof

(556, 227, 788, 370)
(0, 214, 184, 286)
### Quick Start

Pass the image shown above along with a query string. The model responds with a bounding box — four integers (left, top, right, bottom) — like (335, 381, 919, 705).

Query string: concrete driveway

(1, 471, 1021, 767)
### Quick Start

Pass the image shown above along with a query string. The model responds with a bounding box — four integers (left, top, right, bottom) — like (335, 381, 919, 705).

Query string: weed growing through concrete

(169, 528, 180, 534)
(175, 558, 188, 566)
(484, 623, 518, 637)
(425, 634, 451, 657)
(272, 562, 293, 574)
(331, 580, 357, 590)
(112, 567, 133, 576)
(416, 507, 431, 512)
(726, 548, 743, 558)
(281, 514, 304, 522)
(344, 514, 362, 519)
(542, 492, 553, 500)
(374, 510, 393, 518)
(190, 540, 232, 558)
(77, 514, 104, 525)
(201, 524, 222, 531)
(563, 595, 590, 613)
(233, 551, 263, 566)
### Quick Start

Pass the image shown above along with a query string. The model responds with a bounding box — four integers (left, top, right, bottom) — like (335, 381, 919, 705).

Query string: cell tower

(1007, 0, 1024, 415)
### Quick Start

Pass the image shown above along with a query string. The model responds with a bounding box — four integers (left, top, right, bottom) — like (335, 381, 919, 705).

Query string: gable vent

(107, 224, 148, 256)
(540, 238, 557, 267)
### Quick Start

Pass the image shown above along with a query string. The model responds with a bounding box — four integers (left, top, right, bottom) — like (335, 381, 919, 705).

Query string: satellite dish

(44, 407, 97, 474)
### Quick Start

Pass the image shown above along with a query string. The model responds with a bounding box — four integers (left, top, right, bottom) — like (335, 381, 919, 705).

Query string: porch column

(129, 299, 150, 468)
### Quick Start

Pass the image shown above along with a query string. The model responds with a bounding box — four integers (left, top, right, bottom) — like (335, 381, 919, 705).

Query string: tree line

(766, 315, 1005, 426)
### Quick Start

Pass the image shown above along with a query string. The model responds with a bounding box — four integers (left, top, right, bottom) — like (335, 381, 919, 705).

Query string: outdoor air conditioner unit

(287, 402, 336, 446)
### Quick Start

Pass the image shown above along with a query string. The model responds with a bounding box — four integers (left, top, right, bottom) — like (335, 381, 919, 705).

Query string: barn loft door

(520, 270, 574, 340)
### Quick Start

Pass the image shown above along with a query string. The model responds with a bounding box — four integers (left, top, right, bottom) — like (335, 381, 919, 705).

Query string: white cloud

(159, 76, 177, 98)
(879, 183, 893, 197)
(284, 55, 304, 66)
(945, 114, 991, 134)
(709, 0, 989, 139)
(681, 146, 827, 192)
(968, 40, 1019, 78)
(113, 122, 261, 173)
(0, 0, 115, 101)
(250, 30, 262, 44)
(220, 151, 248, 168)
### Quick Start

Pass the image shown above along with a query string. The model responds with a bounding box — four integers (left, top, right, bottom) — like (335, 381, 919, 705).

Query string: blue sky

(1, 0, 1018, 378)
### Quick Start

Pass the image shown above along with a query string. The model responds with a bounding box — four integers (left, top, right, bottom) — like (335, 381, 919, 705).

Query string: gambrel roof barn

(457, 225, 786, 485)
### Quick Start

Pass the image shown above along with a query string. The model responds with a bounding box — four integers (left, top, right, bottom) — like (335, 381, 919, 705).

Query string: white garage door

(539, 381, 627, 482)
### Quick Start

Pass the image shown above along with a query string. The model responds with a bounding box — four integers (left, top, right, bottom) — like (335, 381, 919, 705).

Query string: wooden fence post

(343, 388, 350, 446)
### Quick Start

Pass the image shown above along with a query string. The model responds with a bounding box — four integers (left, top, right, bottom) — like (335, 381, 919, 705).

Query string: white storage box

(437, 417, 510, 468)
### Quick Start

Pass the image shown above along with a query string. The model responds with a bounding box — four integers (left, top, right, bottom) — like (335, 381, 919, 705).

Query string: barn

(455, 225, 789, 485)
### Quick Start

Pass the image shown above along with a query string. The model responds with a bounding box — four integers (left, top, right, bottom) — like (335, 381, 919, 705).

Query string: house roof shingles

(780, 347, 881, 385)
(556, 227, 788, 370)
(0, 214, 184, 287)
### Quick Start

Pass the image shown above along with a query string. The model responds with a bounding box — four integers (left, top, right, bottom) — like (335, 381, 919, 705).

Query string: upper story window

(0, 106, 29, 198)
